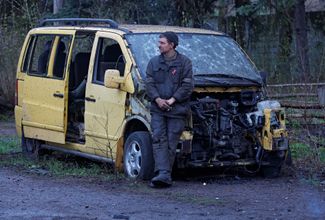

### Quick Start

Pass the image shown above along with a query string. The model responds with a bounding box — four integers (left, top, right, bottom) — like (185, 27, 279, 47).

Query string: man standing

(146, 32, 194, 187)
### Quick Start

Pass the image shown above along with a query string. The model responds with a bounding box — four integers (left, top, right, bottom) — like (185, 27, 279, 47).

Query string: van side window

(52, 36, 72, 79)
(93, 38, 125, 83)
(69, 32, 95, 90)
(22, 36, 36, 72)
(28, 35, 55, 76)
(27, 35, 71, 79)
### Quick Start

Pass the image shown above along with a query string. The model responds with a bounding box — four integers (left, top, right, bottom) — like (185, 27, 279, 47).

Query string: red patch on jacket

(171, 68, 177, 75)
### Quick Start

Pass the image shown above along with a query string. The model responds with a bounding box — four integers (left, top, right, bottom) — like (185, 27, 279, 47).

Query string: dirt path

(0, 167, 324, 220)
(1, 121, 325, 219)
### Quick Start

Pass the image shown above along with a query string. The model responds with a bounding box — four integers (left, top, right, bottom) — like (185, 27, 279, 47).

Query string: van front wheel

(123, 131, 154, 180)
(260, 150, 287, 178)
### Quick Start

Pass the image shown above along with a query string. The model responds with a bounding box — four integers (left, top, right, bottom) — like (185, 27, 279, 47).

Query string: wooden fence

(267, 83, 325, 120)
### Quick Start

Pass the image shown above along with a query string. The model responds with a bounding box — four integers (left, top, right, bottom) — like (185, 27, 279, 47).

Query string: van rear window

(22, 36, 35, 72)
(25, 34, 72, 79)
(29, 35, 55, 76)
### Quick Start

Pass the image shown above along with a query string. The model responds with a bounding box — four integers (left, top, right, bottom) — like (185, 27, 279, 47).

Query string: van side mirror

(104, 69, 135, 94)
(104, 69, 123, 89)
(259, 71, 267, 85)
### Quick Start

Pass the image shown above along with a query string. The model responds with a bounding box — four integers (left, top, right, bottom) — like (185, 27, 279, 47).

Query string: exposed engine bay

(184, 90, 287, 167)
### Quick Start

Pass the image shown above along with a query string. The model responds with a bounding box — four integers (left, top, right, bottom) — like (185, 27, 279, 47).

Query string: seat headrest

(58, 41, 66, 52)
(103, 44, 122, 62)
(74, 53, 90, 74)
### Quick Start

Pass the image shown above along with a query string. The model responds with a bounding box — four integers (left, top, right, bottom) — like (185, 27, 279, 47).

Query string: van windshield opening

(125, 33, 262, 84)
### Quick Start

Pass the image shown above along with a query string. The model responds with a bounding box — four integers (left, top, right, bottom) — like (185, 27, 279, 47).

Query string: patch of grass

(320, 148, 325, 163)
(300, 177, 321, 186)
(0, 112, 14, 122)
(290, 141, 325, 183)
(0, 136, 20, 154)
(42, 157, 107, 177)
(0, 132, 114, 178)
(0, 134, 116, 178)
(287, 119, 303, 129)
(0, 151, 115, 178)
(290, 143, 311, 159)
(0, 154, 35, 167)
(291, 142, 325, 163)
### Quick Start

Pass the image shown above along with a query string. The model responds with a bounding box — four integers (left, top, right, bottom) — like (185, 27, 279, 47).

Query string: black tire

(123, 131, 154, 180)
(261, 165, 281, 178)
(260, 150, 286, 178)
(21, 132, 41, 160)
(285, 146, 293, 166)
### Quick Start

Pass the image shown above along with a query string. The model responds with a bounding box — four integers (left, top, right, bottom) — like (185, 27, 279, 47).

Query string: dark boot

(150, 170, 172, 188)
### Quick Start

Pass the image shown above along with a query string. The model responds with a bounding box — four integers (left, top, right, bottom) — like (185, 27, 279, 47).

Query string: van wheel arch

(123, 118, 150, 141)
(121, 118, 153, 179)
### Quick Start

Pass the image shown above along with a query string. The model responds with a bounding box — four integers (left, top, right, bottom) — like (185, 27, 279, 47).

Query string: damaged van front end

(126, 32, 290, 177)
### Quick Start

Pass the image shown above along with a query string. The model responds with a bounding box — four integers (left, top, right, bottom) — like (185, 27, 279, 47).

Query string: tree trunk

(217, 3, 227, 32)
(276, 15, 293, 81)
(54, 0, 64, 14)
(294, 0, 310, 81)
(234, 0, 250, 49)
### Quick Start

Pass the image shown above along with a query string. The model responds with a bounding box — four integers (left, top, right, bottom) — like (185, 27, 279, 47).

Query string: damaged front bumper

(260, 108, 289, 151)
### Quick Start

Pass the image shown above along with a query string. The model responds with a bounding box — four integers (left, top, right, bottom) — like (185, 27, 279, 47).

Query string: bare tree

(174, 0, 217, 27)
(54, 0, 64, 14)
(294, 0, 310, 81)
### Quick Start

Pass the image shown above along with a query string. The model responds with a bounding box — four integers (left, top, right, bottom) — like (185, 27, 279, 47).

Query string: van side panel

(84, 84, 127, 158)
(20, 29, 76, 144)
(14, 106, 23, 137)
(15, 31, 33, 137)
(84, 32, 132, 159)
(22, 76, 66, 143)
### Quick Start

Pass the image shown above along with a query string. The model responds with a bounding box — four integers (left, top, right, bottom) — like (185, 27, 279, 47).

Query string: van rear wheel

(21, 133, 41, 159)
(123, 131, 154, 180)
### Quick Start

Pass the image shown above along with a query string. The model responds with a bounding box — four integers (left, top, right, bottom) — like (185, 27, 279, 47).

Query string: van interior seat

(68, 52, 90, 124)
(98, 44, 125, 81)
(73, 52, 90, 89)
(102, 44, 122, 62)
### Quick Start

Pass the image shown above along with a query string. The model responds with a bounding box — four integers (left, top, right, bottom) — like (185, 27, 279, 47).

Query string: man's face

(158, 37, 174, 54)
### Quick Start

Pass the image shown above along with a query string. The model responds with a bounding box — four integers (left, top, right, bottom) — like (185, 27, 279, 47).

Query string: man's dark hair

(159, 31, 178, 49)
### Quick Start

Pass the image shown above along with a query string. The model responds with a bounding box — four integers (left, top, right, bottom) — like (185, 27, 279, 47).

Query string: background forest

(0, 0, 324, 107)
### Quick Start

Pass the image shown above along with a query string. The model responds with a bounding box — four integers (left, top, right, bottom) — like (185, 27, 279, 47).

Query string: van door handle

(53, 93, 64, 98)
(85, 97, 96, 102)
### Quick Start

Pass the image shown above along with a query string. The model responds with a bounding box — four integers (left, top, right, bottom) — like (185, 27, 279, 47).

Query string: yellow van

(15, 18, 289, 179)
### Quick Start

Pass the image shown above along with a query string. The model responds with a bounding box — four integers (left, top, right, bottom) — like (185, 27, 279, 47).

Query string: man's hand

(166, 97, 176, 106)
(155, 97, 171, 110)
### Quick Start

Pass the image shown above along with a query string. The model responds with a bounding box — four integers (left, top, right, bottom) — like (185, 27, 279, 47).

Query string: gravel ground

(0, 121, 324, 220)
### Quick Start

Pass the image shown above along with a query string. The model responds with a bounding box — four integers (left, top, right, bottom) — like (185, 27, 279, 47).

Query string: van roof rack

(39, 18, 119, 29)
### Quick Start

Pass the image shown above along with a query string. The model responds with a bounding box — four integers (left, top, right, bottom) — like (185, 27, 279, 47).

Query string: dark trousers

(151, 113, 185, 173)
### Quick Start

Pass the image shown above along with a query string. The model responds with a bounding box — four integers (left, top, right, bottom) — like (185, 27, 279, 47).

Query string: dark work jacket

(145, 51, 194, 118)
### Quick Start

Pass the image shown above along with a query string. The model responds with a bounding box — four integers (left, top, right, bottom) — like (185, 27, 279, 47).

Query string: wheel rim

(125, 140, 142, 178)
